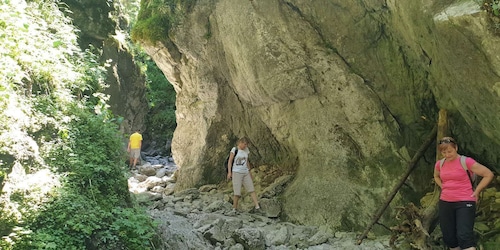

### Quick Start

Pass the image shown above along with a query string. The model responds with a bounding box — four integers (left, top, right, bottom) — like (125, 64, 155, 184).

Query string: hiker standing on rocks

(434, 137, 494, 250)
(227, 137, 260, 212)
(127, 129, 143, 170)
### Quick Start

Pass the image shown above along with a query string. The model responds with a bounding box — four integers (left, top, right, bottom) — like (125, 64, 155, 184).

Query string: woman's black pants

(439, 200, 476, 249)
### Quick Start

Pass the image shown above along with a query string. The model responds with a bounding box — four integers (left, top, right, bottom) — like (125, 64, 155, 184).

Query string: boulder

(259, 198, 282, 218)
(260, 175, 293, 199)
(163, 183, 176, 196)
(174, 188, 200, 199)
(229, 244, 244, 250)
(139, 163, 156, 176)
(264, 226, 289, 246)
(156, 168, 168, 178)
(233, 228, 265, 250)
(133, 173, 148, 182)
(204, 200, 232, 213)
(140, 176, 167, 190)
(308, 230, 334, 246)
(151, 186, 165, 193)
(203, 219, 243, 245)
(135, 192, 162, 204)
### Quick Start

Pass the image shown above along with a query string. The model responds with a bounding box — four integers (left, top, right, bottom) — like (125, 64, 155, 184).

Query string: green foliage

(131, 0, 197, 43)
(482, 0, 500, 34)
(0, 0, 158, 249)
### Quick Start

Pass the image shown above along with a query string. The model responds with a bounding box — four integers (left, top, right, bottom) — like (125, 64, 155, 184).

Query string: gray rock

(229, 243, 244, 250)
(233, 228, 265, 250)
(265, 226, 289, 246)
(204, 200, 232, 213)
(203, 219, 226, 244)
(193, 213, 224, 229)
(174, 188, 200, 199)
(259, 198, 282, 218)
(164, 187, 175, 196)
(308, 230, 334, 246)
(135, 192, 162, 204)
(133, 173, 148, 182)
(269, 246, 290, 250)
(140, 176, 166, 190)
(139, 163, 156, 176)
(151, 186, 165, 193)
(202, 216, 245, 245)
(156, 168, 168, 178)
(260, 175, 293, 199)
(306, 244, 334, 250)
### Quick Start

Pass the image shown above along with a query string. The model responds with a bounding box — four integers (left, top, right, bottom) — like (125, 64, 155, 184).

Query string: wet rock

(233, 228, 265, 250)
(199, 184, 218, 193)
(260, 198, 282, 218)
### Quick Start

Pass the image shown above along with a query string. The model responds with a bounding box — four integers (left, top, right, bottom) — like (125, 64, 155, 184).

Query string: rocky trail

(127, 153, 396, 250)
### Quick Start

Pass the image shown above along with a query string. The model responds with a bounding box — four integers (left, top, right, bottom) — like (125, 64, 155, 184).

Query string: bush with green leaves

(131, 0, 197, 43)
(0, 0, 159, 249)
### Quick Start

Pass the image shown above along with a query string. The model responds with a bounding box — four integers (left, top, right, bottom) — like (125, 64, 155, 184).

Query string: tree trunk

(356, 124, 438, 245)
(421, 109, 448, 234)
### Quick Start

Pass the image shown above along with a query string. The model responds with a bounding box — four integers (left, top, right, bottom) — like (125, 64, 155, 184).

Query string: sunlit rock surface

(141, 0, 500, 230)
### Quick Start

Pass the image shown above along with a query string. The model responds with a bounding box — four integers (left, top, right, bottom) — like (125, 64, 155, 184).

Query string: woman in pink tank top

(434, 137, 494, 250)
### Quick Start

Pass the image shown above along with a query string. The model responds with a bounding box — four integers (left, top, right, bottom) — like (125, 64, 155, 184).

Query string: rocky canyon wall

(140, 0, 500, 231)
(62, 0, 148, 134)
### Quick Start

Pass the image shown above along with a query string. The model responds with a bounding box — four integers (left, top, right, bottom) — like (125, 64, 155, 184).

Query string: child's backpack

(439, 155, 478, 190)
(224, 147, 238, 174)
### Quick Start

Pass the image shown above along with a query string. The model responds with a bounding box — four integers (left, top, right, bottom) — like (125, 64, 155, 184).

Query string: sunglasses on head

(439, 138, 456, 144)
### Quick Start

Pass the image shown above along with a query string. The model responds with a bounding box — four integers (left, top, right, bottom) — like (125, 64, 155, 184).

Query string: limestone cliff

(138, 0, 500, 231)
(62, 0, 148, 133)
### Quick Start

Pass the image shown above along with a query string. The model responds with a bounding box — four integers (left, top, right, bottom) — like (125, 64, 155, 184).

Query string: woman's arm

(247, 160, 254, 179)
(434, 168, 442, 188)
(470, 162, 494, 196)
(227, 152, 235, 179)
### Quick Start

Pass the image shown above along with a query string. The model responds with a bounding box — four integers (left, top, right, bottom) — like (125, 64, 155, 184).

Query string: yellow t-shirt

(129, 132, 142, 149)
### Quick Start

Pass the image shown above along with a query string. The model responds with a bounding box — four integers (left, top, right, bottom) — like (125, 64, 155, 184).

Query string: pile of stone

(129, 169, 392, 249)
(128, 162, 177, 203)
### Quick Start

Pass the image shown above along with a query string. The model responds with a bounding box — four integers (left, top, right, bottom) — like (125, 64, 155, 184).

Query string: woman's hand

(227, 172, 232, 180)
(470, 162, 494, 194)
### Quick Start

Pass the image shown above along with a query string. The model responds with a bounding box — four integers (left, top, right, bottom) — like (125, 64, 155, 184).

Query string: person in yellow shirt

(127, 129, 143, 170)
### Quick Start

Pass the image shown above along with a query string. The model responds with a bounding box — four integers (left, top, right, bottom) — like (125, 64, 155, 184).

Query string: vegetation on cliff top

(131, 0, 196, 43)
(0, 0, 157, 248)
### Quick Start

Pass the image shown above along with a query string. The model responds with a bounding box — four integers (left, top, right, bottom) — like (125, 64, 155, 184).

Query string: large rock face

(62, 0, 148, 133)
(140, 0, 500, 230)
